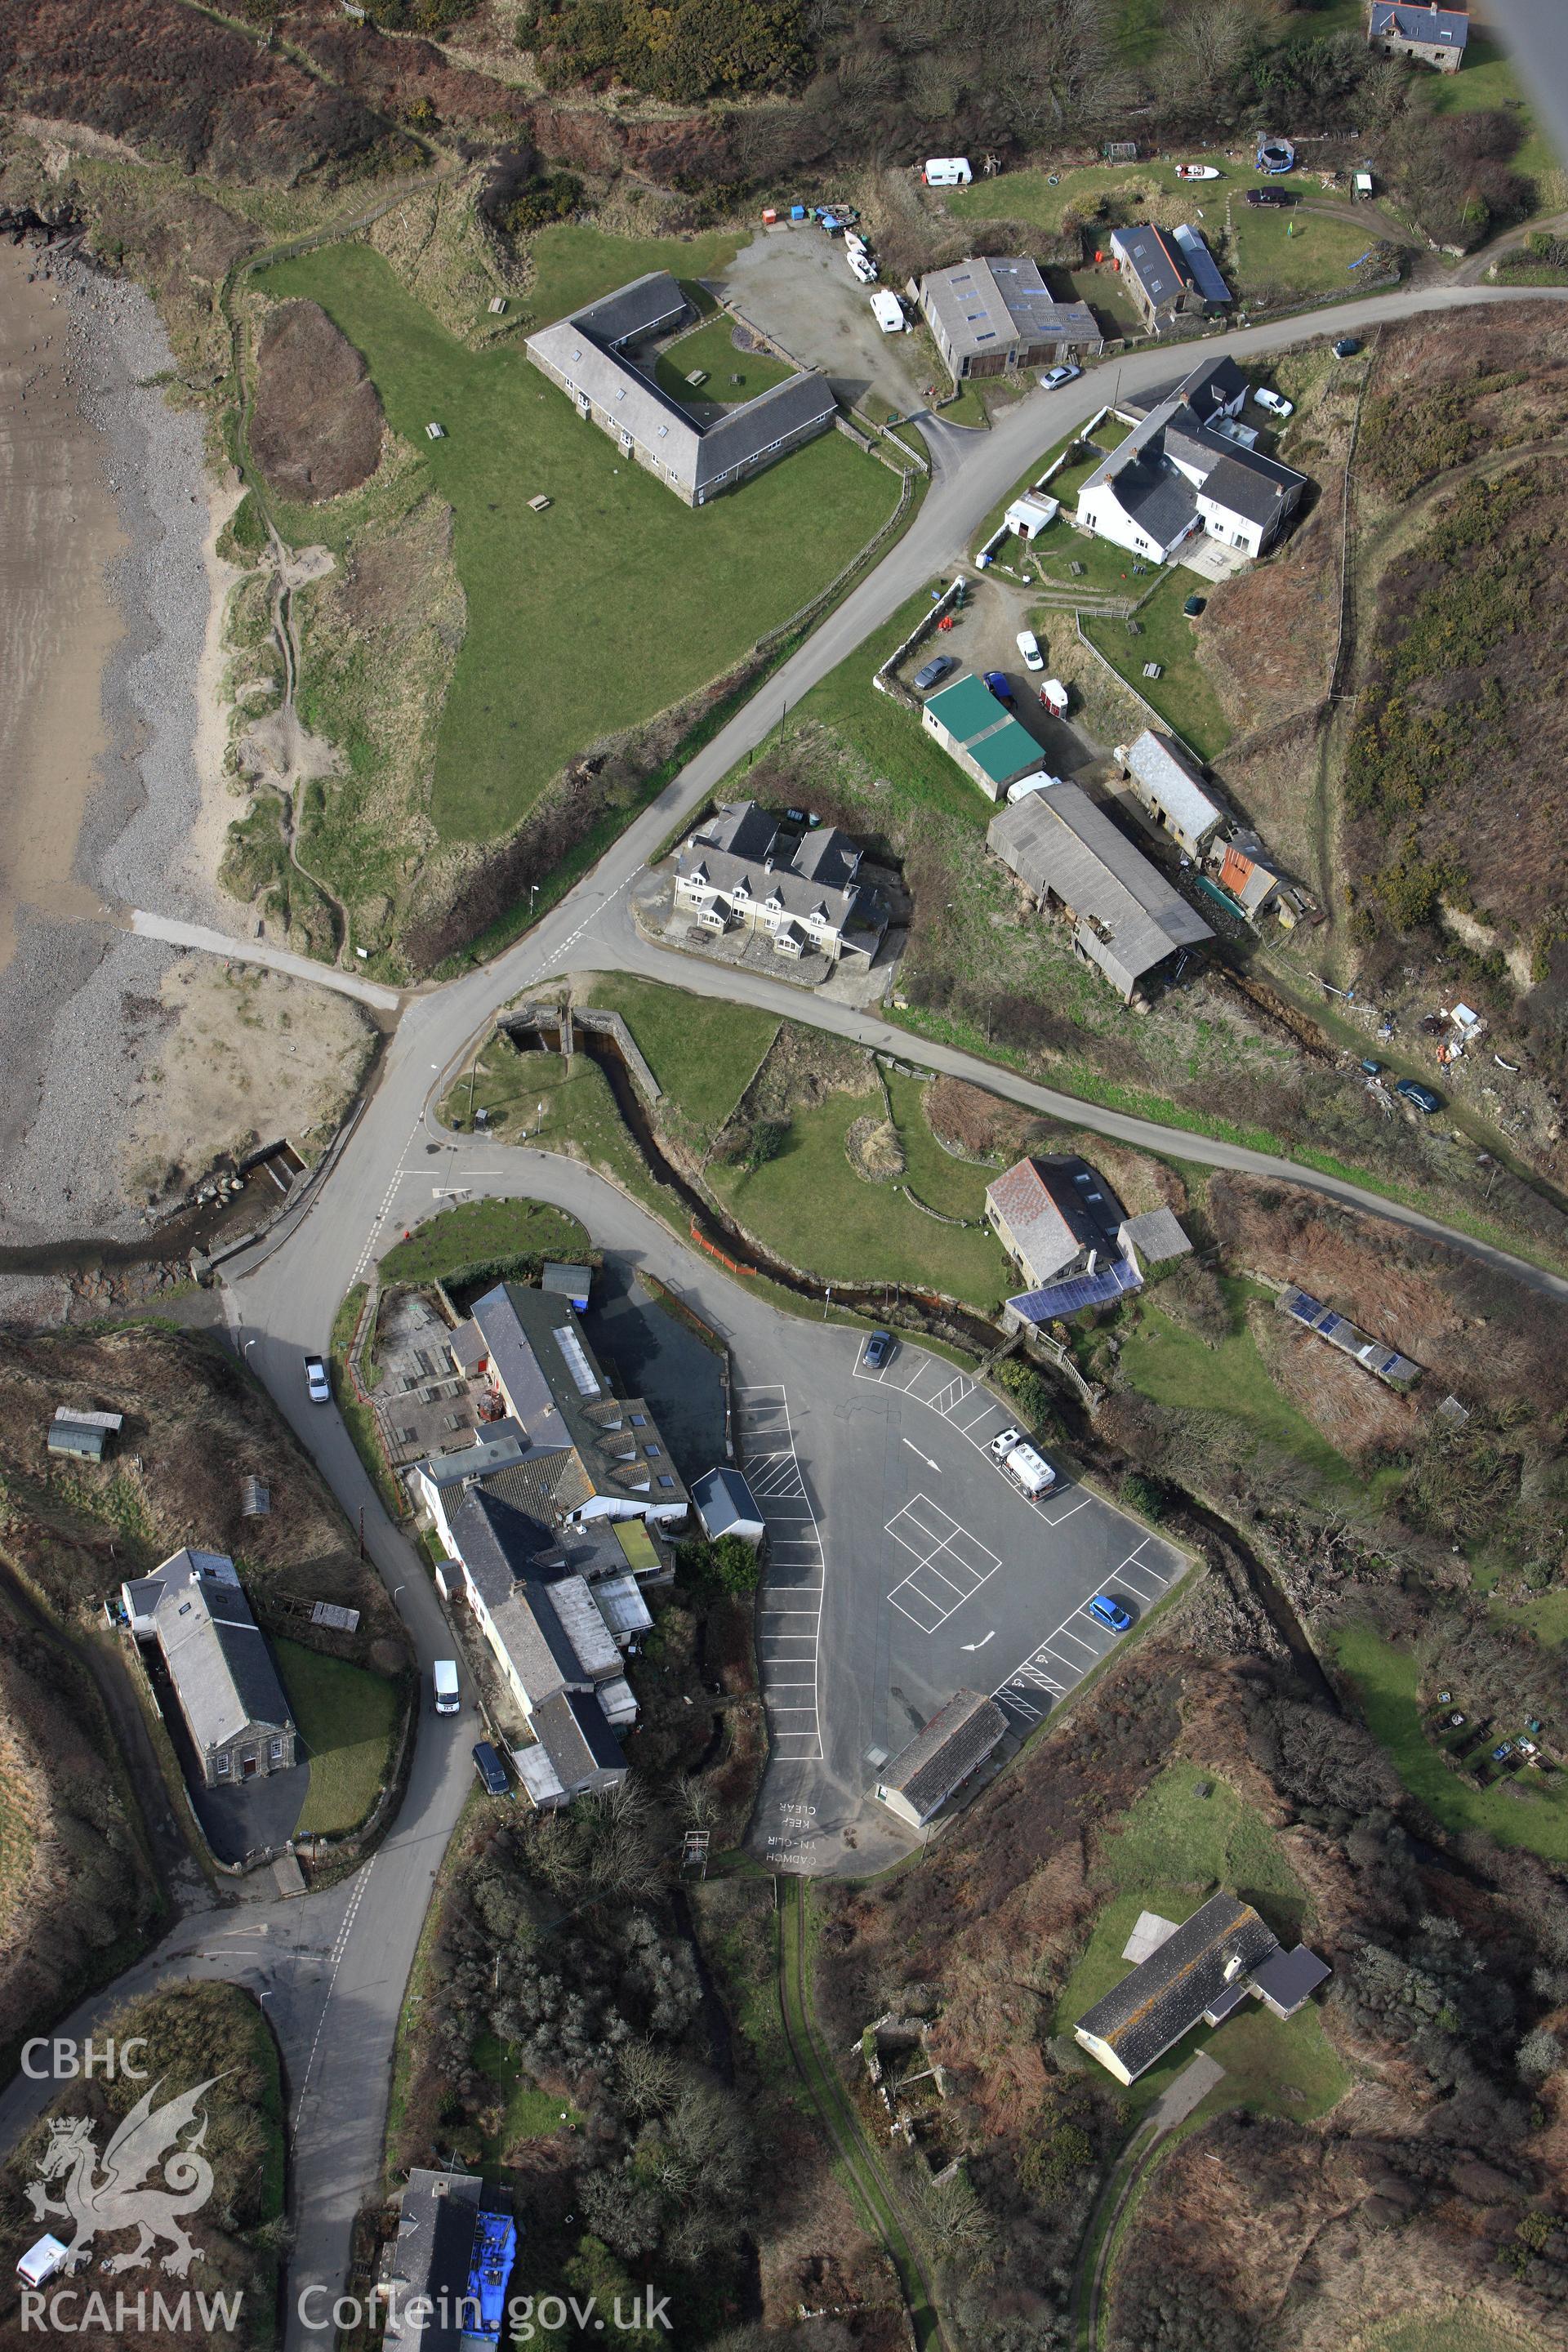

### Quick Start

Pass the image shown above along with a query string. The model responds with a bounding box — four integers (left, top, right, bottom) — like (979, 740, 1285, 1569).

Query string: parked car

(913, 653, 956, 693)
(1183, 594, 1205, 617)
(864, 1330, 894, 1370)
(1246, 188, 1296, 208)
(304, 1354, 330, 1405)
(982, 670, 1013, 703)
(1253, 385, 1294, 418)
(472, 1741, 511, 1797)
(1016, 629, 1045, 671)
(989, 1426, 1023, 1459)
(1088, 1594, 1133, 1633)
(1395, 1077, 1442, 1114)
(847, 249, 879, 285)
(1041, 363, 1081, 390)
(1333, 336, 1362, 358)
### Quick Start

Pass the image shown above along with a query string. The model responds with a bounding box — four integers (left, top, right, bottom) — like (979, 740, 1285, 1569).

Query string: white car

(870, 290, 906, 334)
(847, 249, 879, 285)
(989, 1426, 1023, 1459)
(1041, 363, 1080, 390)
(1253, 386, 1294, 418)
(304, 1354, 330, 1405)
(1016, 630, 1045, 671)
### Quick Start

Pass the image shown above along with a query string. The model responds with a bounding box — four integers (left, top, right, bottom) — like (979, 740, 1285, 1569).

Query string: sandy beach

(0, 240, 251, 1250)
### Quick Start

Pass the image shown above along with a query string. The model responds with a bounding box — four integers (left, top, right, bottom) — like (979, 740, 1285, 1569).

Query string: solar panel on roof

(1285, 1294, 1319, 1324)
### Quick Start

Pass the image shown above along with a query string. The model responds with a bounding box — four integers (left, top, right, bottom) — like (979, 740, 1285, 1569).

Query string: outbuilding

(1120, 730, 1227, 857)
(876, 1689, 1008, 1829)
(692, 1466, 766, 1544)
(922, 673, 1049, 802)
(541, 1261, 593, 1309)
(47, 1405, 123, 1462)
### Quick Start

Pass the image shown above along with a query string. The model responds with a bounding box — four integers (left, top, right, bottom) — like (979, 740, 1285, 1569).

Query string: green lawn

(1055, 1762, 1348, 2123)
(580, 973, 779, 1139)
(653, 316, 793, 408)
(275, 1639, 401, 1838)
(1022, 518, 1164, 597)
(254, 243, 899, 849)
(708, 1079, 1013, 1311)
(1083, 571, 1234, 761)
(378, 1196, 590, 1286)
(443, 1038, 666, 1218)
(1116, 1278, 1370, 1495)
(949, 150, 1361, 241)
(1331, 1622, 1568, 1865)
(472, 2029, 581, 2161)
(523, 224, 745, 328)
(1493, 1589, 1568, 1647)
(1227, 205, 1390, 301)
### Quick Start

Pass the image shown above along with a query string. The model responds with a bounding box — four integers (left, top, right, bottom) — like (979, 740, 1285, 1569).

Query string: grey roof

(1172, 222, 1231, 306)
(1111, 225, 1187, 312)
(987, 1155, 1126, 1286)
(475, 1450, 592, 1522)
(1125, 731, 1226, 843)
(138, 1549, 294, 1753)
(700, 800, 781, 861)
(379, 2169, 483, 2352)
(466, 1285, 686, 1514)
(541, 1262, 593, 1298)
(881, 1688, 1007, 1821)
(1199, 451, 1299, 528)
(693, 1465, 764, 1535)
(678, 800, 867, 936)
(1250, 1943, 1333, 2016)
(792, 823, 861, 890)
(526, 273, 835, 498)
(1120, 1205, 1193, 1264)
(920, 256, 1098, 364)
(414, 1420, 529, 1490)
(1370, 2, 1468, 42)
(448, 1489, 584, 1704)
(470, 1286, 569, 1446)
(1107, 453, 1200, 546)
(1178, 354, 1248, 417)
(990, 783, 1214, 994)
(1076, 1891, 1279, 2079)
(532, 1689, 625, 1791)
(543, 1573, 623, 1681)
(592, 1570, 655, 1639)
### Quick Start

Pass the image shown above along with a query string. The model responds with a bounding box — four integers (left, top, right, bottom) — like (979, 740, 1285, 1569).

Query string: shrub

(1119, 1470, 1171, 1524)
(995, 1359, 1059, 1435)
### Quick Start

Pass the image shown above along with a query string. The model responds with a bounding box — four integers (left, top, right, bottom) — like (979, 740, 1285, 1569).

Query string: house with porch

(1076, 355, 1307, 564)
(672, 800, 887, 964)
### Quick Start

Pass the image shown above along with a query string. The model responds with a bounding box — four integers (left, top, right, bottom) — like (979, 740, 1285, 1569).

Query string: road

(17, 278, 1568, 2341)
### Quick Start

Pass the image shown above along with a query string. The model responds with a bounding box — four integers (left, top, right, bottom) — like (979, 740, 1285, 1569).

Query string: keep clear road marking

(737, 1384, 826, 1765)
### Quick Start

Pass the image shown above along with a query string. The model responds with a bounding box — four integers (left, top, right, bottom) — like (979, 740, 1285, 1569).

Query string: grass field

(1331, 1623, 1568, 1865)
(948, 149, 1361, 241)
(1054, 1761, 1347, 2123)
(1416, 38, 1566, 203)
(652, 316, 793, 408)
(472, 2029, 581, 2161)
(1083, 571, 1234, 760)
(1227, 205, 1389, 301)
(275, 1639, 401, 1838)
(1359, 2314, 1552, 2352)
(446, 1038, 667, 1218)
(378, 1196, 590, 1286)
(254, 244, 899, 849)
(523, 225, 744, 328)
(579, 973, 779, 1140)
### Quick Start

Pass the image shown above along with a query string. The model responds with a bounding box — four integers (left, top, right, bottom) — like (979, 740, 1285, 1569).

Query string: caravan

(922, 157, 973, 186)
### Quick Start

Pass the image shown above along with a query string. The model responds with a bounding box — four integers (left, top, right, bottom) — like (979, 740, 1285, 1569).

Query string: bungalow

(1075, 1891, 1331, 2084)
(122, 1549, 296, 1789)
(672, 800, 886, 965)
(1077, 356, 1307, 564)
(1367, 2, 1468, 70)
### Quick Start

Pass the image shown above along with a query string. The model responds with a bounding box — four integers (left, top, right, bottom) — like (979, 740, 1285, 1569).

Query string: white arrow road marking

(960, 1630, 996, 1651)
(902, 1437, 941, 1472)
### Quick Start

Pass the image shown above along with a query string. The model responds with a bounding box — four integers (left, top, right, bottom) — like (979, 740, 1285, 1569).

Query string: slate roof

(533, 1688, 626, 1789)
(677, 800, 870, 935)
(1075, 1891, 1279, 2079)
(413, 1421, 530, 1491)
(1111, 225, 1188, 312)
(1370, 2, 1468, 43)
(881, 1689, 1007, 1822)
(526, 272, 835, 497)
(693, 1465, 764, 1536)
(450, 1489, 583, 1704)
(987, 1155, 1125, 1285)
(1125, 730, 1227, 844)
(1120, 1205, 1193, 1265)
(1105, 452, 1202, 547)
(379, 2170, 483, 2352)
(1082, 365, 1305, 548)
(1199, 450, 1299, 527)
(135, 1549, 295, 1753)
(920, 256, 1098, 364)
(1250, 1944, 1333, 2016)
(701, 800, 780, 860)
(990, 785, 1214, 995)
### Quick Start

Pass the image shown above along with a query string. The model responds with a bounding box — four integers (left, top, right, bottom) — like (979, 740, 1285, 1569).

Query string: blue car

(1394, 1077, 1442, 1114)
(1088, 1594, 1132, 1633)
(472, 1740, 512, 1797)
(864, 1329, 894, 1370)
(983, 669, 1013, 703)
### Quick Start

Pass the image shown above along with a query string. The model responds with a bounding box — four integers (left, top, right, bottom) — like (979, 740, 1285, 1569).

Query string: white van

(433, 1659, 460, 1716)
(870, 290, 906, 334)
(923, 157, 973, 187)
(1004, 1441, 1058, 1498)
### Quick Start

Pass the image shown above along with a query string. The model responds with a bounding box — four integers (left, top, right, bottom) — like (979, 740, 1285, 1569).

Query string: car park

(1246, 188, 1296, 207)
(1253, 386, 1294, 418)
(1334, 336, 1362, 358)
(989, 1427, 1023, 1460)
(1088, 1594, 1133, 1633)
(472, 1741, 511, 1797)
(863, 1330, 894, 1370)
(913, 653, 956, 693)
(1015, 629, 1045, 671)
(1395, 1078, 1442, 1114)
(1041, 363, 1080, 389)
(983, 670, 1014, 703)
(304, 1354, 330, 1405)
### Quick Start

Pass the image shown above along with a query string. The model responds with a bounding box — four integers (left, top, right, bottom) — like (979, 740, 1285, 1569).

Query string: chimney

(1086, 1249, 1098, 1277)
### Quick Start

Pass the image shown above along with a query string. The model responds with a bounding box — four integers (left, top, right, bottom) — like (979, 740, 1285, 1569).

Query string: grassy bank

(378, 1196, 590, 1288)
(277, 1638, 401, 1838)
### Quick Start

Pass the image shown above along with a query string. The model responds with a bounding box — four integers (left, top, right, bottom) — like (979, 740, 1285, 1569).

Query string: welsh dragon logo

(24, 2076, 222, 2277)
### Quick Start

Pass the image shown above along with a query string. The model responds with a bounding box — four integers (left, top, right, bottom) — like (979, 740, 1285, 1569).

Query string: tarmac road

(26, 279, 1568, 2339)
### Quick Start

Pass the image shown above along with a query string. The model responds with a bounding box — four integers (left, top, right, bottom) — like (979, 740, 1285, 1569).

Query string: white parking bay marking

(737, 1384, 826, 1763)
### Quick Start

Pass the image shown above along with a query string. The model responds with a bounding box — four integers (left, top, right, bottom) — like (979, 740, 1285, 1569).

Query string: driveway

(741, 1332, 1189, 1878)
(710, 227, 929, 413)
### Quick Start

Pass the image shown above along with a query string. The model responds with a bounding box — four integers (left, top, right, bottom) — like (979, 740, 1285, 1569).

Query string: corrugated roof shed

(989, 786, 1214, 996)
(880, 1689, 1007, 1823)
(1171, 222, 1231, 305)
